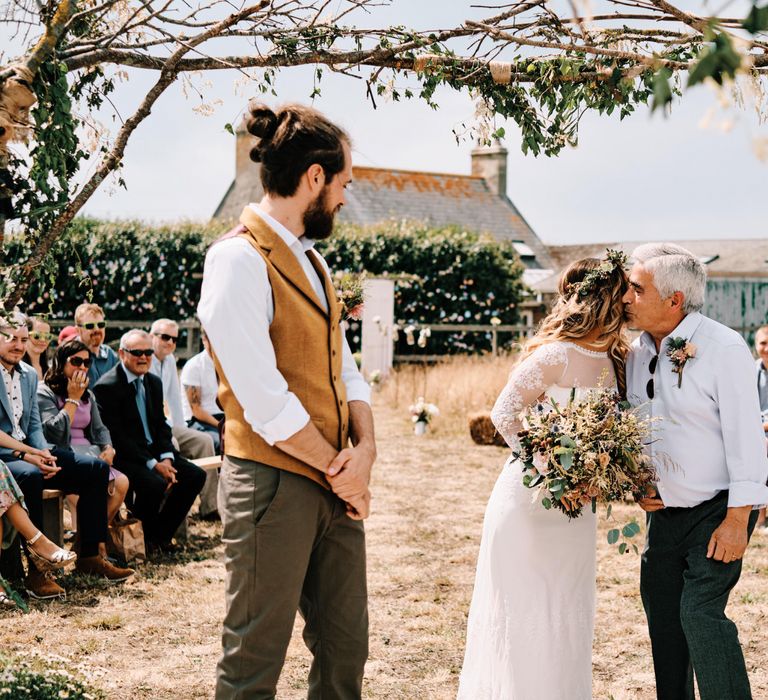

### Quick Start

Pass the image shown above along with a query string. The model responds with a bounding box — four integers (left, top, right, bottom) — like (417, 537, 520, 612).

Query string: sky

(6, 1, 768, 245)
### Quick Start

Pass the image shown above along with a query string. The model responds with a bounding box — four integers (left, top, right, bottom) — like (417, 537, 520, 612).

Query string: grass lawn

(2, 401, 766, 699)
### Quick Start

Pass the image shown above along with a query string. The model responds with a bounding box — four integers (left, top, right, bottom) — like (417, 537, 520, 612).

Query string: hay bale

(468, 412, 508, 447)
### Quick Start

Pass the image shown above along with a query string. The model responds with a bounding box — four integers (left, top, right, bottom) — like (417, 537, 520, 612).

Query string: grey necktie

(134, 377, 153, 445)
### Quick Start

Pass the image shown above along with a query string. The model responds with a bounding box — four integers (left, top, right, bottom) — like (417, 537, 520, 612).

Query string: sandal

(26, 531, 77, 572)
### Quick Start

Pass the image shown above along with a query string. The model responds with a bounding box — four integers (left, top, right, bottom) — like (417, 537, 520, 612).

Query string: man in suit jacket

(93, 329, 205, 551)
(0, 312, 128, 599)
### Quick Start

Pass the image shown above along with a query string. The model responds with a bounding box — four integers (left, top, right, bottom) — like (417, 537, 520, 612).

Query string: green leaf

(559, 436, 576, 449)
(542, 497, 552, 510)
(743, 4, 768, 34)
(606, 503, 613, 520)
(622, 521, 642, 538)
(559, 450, 574, 471)
(607, 528, 620, 545)
(688, 50, 720, 87)
(619, 542, 628, 554)
(651, 68, 672, 113)
(224, 123, 234, 135)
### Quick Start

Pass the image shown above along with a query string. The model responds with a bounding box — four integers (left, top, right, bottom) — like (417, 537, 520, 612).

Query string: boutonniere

(666, 336, 697, 388)
(334, 270, 366, 321)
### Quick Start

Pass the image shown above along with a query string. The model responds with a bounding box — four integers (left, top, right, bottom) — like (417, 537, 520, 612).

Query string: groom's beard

(303, 187, 337, 241)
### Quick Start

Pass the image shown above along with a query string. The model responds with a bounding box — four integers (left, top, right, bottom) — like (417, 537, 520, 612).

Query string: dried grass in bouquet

(514, 387, 658, 553)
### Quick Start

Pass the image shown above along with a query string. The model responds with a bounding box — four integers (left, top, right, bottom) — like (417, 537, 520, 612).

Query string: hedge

(8, 217, 526, 353)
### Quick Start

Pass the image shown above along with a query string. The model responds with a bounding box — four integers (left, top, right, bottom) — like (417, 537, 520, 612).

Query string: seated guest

(93, 330, 206, 553)
(181, 329, 222, 453)
(0, 458, 76, 607)
(0, 312, 132, 599)
(22, 316, 53, 380)
(74, 303, 118, 385)
(757, 325, 768, 435)
(58, 325, 78, 345)
(149, 318, 218, 520)
(38, 340, 130, 530)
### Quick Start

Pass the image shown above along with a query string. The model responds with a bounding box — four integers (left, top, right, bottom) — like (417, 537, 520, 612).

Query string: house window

(512, 241, 536, 259)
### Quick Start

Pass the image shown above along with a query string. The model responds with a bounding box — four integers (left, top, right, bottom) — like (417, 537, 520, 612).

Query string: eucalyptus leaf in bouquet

(513, 387, 659, 553)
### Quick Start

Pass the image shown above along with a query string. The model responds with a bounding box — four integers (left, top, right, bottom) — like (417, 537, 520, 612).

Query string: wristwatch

(12, 449, 24, 460)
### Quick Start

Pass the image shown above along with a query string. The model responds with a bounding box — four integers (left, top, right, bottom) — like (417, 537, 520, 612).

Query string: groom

(624, 243, 768, 700)
(199, 102, 375, 699)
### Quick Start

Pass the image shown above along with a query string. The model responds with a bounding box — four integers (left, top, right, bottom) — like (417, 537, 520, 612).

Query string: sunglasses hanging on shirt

(646, 354, 659, 400)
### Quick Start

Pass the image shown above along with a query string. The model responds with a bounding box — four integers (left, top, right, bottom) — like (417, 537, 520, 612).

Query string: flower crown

(567, 249, 628, 298)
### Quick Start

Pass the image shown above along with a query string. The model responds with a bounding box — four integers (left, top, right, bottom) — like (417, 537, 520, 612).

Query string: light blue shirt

(88, 344, 118, 385)
(627, 312, 768, 509)
(150, 354, 185, 428)
(122, 363, 174, 471)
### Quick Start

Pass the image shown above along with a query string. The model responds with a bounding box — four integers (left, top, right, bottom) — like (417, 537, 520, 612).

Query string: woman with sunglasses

(37, 341, 131, 557)
(22, 316, 53, 380)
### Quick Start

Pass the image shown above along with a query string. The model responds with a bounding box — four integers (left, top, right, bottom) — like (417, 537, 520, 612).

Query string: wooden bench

(191, 456, 223, 471)
(42, 489, 65, 547)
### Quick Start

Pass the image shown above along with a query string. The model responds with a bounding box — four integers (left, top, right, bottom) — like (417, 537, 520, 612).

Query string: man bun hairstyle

(246, 101, 349, 198)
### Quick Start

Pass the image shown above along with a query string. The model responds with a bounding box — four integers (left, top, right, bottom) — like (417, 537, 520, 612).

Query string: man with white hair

(624, 242, 768, 700)
(93, 329, 206, 553)
(149, 318, 218, 519)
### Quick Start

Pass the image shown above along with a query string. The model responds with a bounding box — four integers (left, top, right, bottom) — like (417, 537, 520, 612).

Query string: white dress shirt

(1, 365, 25, 440)
(627, 312, 768, 508)
(180, 350, 220, 422)
(197, 204, 371, 446)
(149, 353, 185, 428)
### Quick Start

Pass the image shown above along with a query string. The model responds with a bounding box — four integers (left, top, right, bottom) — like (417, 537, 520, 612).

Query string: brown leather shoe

(76, 555, 134, 582)
(25, 570, 66, 600)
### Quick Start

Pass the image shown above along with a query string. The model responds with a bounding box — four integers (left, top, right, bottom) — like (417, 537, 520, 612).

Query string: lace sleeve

(490, 342, 568, 448)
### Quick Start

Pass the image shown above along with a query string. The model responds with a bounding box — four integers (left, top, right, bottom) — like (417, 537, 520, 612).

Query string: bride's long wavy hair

(521, 257, 631, 397)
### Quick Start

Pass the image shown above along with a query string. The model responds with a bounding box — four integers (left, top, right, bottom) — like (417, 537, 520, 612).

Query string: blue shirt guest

(625, 243, 768, 700)
(74, 302, 118, 385)
(93, 329, 206, 554)
(756, 325, 768, 436)
(0, 311, 132, 600)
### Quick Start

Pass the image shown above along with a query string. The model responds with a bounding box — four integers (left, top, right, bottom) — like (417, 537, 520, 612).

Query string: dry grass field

(2, 358, 767, 699)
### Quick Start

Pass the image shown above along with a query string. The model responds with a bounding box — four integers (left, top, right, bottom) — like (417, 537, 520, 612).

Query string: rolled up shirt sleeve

(197, 238, 310, 446)
(716, 342, 768, 508)
(341, 335, 371, 404)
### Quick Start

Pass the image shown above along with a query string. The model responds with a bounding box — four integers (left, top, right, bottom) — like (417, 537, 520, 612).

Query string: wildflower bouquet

(409, 397, 440, 424)
(334, 271, 366, 321)
(514, 388, 657, 552)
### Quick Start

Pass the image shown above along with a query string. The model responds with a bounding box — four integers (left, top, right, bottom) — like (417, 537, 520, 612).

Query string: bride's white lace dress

(457, 340, 617, 700)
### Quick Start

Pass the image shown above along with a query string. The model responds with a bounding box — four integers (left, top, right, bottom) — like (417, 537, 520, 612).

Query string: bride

(458, 254, 630, 700)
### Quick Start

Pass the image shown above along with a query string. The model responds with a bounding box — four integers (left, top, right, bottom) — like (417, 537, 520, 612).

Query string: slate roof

(212, 164, 554, 270)
(537, 239, 768, 293)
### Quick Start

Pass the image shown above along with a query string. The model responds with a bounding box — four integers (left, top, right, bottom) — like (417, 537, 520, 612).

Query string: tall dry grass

(375, 353, 521, 434)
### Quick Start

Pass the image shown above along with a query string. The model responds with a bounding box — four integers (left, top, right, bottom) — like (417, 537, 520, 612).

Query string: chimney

(235, 118, 257, 177)
(471, 140, 508, 198)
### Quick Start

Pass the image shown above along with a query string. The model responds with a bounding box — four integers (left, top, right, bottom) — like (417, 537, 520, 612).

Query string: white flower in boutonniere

(666, 336, 697, 388)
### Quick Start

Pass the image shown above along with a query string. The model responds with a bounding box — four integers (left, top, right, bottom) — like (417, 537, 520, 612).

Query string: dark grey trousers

(215, 456, 368, 700)
(641, 490, 758, 700)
